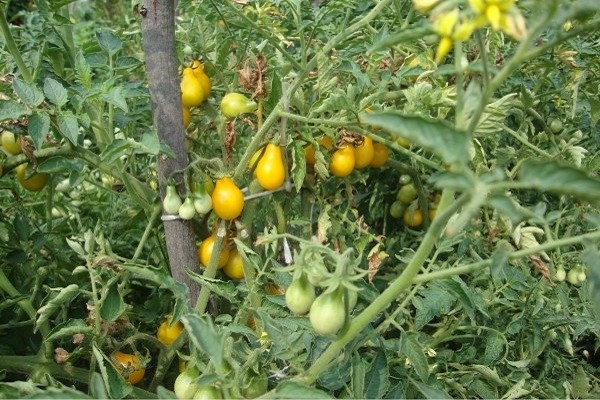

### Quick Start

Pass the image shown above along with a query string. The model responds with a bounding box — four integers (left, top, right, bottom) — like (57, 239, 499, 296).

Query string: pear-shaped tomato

(353, 136, 374, 169)
(369, 142, 389, 167)
(211, 177, 244, 220)
(223, 248, 244, 279)
(309, 289, 346, 336)
(183, 107, 192, 128)
(329, 146, 355, 177)
(255, 143, 285, 190)
(1, 130, 22, 155)
(220, 93, 257, 118)
(191, 60, 211, 102)
(285, 275, 316, 315)
(181, 68, 205, 108)
(198, 233, 230, 269)
(15, 163, 49, 192)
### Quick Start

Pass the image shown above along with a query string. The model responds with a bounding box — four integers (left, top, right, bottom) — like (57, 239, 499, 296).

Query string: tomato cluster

(180, 60, 211, 128)
(1, 130, 49, 192)
(389, 177, 439, 228)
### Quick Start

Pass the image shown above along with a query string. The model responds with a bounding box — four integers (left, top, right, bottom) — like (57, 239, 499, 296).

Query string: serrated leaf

(46, 319, 92, 341)
(115, 56, 142, 70)
(100, 278, 125, 322)
(483, 331, 505, 365)
(44, 78, 68, 107)
(351, 356, 367, 398)
(100, 138, 129, 162)
(360, 111, 470, 165)
(75, 50, 92, 88)
(364, 350, 390, 399)
(266, 70, 282, 112)
(57, 111, 80, 145)
(66, 238, 85, 256)
(402, 334, 429, 383)
(0, 100, 30, 121)
(120, 173, 157, 210)
(572, 365, 591, 399)
(518, 159, 600, 201)
(96, 31, 122, 56)
(28, 112, 51, 150)
(36, 284, 80, 329)
(292, 143, 307, 192)
(580, 246, 600, 318)
(187, 272, 238, 302)
(264, 381, 332, 399)
(181, 314, 225, 367)
(138, 131, 160, 154)
(13, 78, 44, 107)
(102, 86, 128, 113)
(489, 194, 539, 226)
(37, 156, 80, 173)
(317, 204, 332, 243)
(411, 380, 451, 399)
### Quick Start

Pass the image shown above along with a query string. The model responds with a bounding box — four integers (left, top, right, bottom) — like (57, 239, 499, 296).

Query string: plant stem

(0, 8, 33, 82)
(297, 190, 468, 384)
(132, 204, 162, 263)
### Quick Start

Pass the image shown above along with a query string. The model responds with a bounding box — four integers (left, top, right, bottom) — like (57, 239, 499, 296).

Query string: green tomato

(309, 289, 346, 336)
(178, 197, 196, 220)
(241, 369, 268, 399)
(174, 369, 199, 399)
(389, 200, 407, 219)
(549, 118, 563, 134)
(220, 93, 257, 118)
(163, 185, 183, 214)
(193, 386, 222, 400)
(285, 275, 315, 315)
(396, 183, 418, 204)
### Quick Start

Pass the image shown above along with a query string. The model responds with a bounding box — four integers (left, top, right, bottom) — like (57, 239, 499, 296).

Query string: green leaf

(57, 111, 80, 145)
(266, 70, 282, 112)
(483, 331, 505, 365)
(92, 345, 132, 399)
(138, 131, 160, 154)
(292, 142, 307, 192)
(102, 86, 128, 113)
(410, 379, 452, 399)
(572, 365, 591, 399)
(13, 213, 30, 241)
(351, 355, 367, 398)
(100, 277, 126, 322)
(49, 0, 78, 12)
(369, 26, 433, 52)
(115, 56, 143, 69)
(26, 387, 91, 399)
(37, 156, 81, 173)
(266, 381, 332, 399)
(120, 172, 157, 211)
(364, 350, 390, 399)
(517, 159, 600, 202)
(46, 319, 92, 341)
(181, 313, 225, 367)
(402, 334, 429, 383)
(488, 194, 540, 226)
(580, 246, 600, 319)
(187, 272, 238, 302)
(360, 111, 470, 165)
(0, 100, 30, 121)
(96, 31, 122, 56)
(13, 78, 44, 107)
(489, 241, 512, 288)
(36, 284, 80, 330)
(28, 112, 51, 150)
(74, 50, 92, 88)
(44, 77, 68, 107)
(88, 373, 108, 399)
(101, 138, 130, 162)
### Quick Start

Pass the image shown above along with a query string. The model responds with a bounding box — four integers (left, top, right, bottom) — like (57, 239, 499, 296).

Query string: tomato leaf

(0, 100, 30, 122)
(46, 319, 92, 341)
(100, 277, 126, 322)
(57, 111, 80, 145)
(13, 78, 44, 107)
(369, 26, 433, 52)
(364, 350, 390, 399)
(96, 31, 123, 56)
(181, 313, 225, 367)
(292, 142, 307, 192)
(401, 334, 429, 383)
(43, 77, 68, 107)
(265, 381, 332, 399)
(360, 112, 470, 165)
(28, 112, 51, 150)
(483, 331, 506, 365)
(36, 284, 80, 331)
(410, 379, 452, 399)
(517, 159, 600, 202)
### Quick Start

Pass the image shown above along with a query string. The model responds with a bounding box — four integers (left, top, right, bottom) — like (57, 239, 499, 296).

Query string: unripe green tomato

(549, 118, 563, 134)
(194, 193, 213, 215)
(389, 200, 407, 219)
(566, 268, 580, 285)
(577, 271, 586, 283)
(173, 369, 199, 399)
(163, 185, 183, 214)
(555, 267, 566, 282)
(220, 93, 257, 118)
(309, 290, 346, 336)
(183, 45, 193, 56)
(285, 275, 316, 315)
(178, 197, 196, 220)
(396, 183, 418, 204)
(193, 386, 222, 400)
(345, 288, 358, 311)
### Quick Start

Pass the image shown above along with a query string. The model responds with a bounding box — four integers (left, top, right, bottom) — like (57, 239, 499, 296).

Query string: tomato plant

(112, 352, 145, 385)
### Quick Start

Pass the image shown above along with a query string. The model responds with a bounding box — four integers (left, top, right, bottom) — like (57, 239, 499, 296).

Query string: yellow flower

(432, 10, 476, 64)
(433, 9, 460, 37)
(435, 36, 454, 64)
(467, 0, 526, 39)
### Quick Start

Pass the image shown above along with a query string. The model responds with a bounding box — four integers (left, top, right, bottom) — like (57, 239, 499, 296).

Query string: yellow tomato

(157, 316, 184, 346)
(223, 249, 244, 279)
(255, 143, 285, 190)
(112, 351, 145, 385)
(211, 177, 244, 220)
(329, 146, 355, 177)
(403, 208, 423, 228)
(183, 107, 191, 128)
(1, 130, 22, 155)
(369, 142, 389, 167)
(353, 136, 375, 169)
(248, 148, 264, 169)
(15, 163, 49, 192)
(304, 136, 333, 165)
(428, 207, 437, 221)
(181, 68, 205, 108)
(198, 234, 230, 268)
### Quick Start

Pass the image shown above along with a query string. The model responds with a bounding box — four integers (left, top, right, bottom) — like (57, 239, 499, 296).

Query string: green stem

(503, 126, 553, 159)
(0, 8, 33, 82)
(132, 204, 162, 263)
(297, 189, 466, 384)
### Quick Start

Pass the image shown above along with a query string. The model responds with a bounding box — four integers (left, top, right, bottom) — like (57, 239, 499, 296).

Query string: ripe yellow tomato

(369, 142, 389, 167)
(223, 249, 244, 279)
(353, 136, 375, 169)
(191, 61, 211, 102)
(112, 351, 145, 385)
(403, 208, 423, 228)
(428, 207, 436, 221)
(255, 143, 285, 190)
(157, 316, 184, 346)
(1, 130, 22, 155)
(304, 136, 333, 165)
(183, 107, 191, 128)
(211, 177, 244, 220)
(181, 68, 205, 108)
(329, 146, 355, 177)
(15, 163, 49, 192)
(198, 234, 230, 268)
